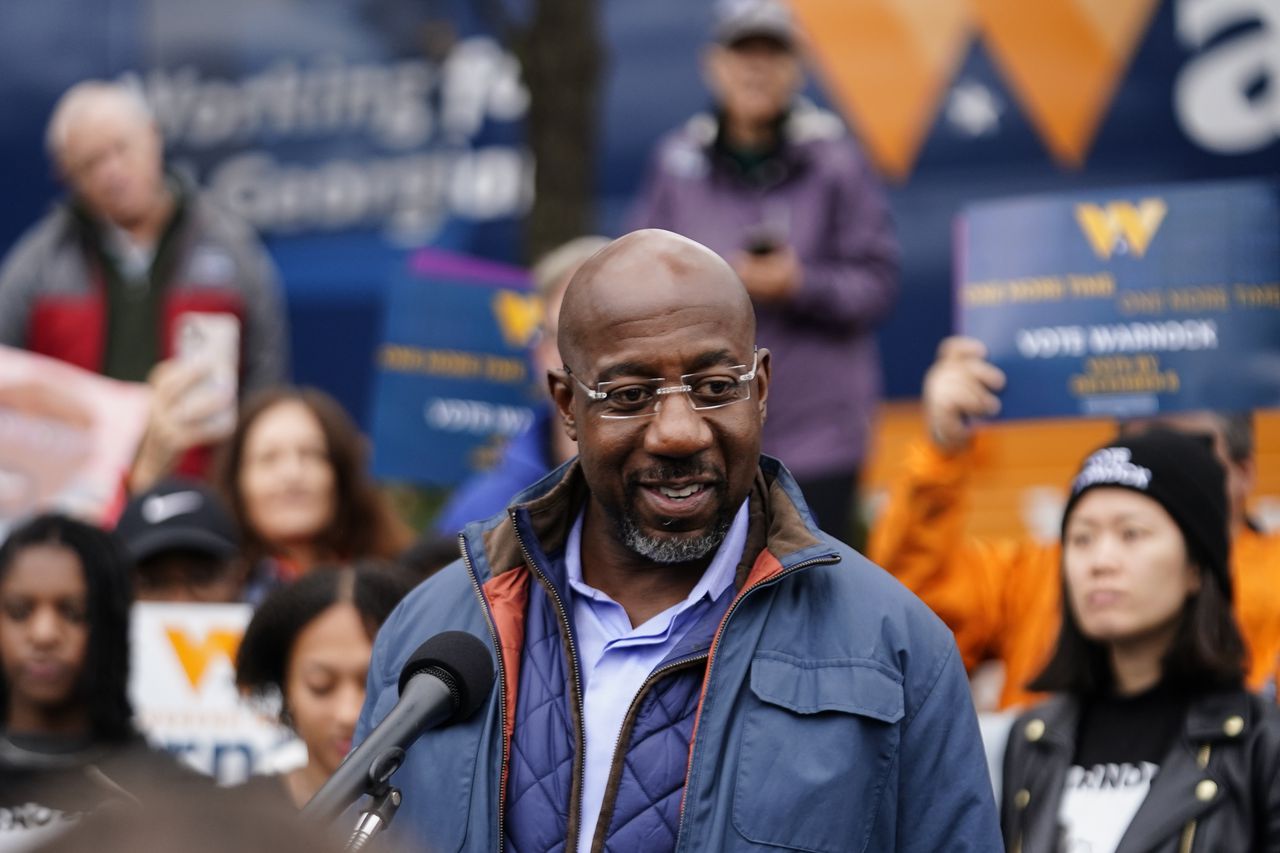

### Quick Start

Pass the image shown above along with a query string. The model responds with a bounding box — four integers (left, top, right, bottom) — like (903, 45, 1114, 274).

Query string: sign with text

(129, 602, 301, 785)
(958, 179, 1280, 419)
(370, 249, 539, 486)
(0, 346, 150, 537)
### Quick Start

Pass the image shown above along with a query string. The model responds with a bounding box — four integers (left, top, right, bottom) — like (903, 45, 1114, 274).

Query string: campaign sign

(958, 179, 1280, 419)
(370, 249, 540, 485)
(0, 346, 151, 536)
(129, 603, 301, 785)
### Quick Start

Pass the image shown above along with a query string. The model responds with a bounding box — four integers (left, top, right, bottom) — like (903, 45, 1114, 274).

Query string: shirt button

(1024, 719, 1045, 742)
(1223, 715, 1244, 737)
(1196, 779, 1217, 802)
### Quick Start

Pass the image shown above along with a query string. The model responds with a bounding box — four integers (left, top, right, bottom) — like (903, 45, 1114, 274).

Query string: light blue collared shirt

(565, 501, 748, 853)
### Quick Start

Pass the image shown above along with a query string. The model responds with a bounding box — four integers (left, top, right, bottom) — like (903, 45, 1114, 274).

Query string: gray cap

(712, 0, 798, 48)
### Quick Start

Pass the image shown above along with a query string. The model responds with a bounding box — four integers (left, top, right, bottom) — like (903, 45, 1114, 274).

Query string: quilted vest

(504, 552, 732, 853)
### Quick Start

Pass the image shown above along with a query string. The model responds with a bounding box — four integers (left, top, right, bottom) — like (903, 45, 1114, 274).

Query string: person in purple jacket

(630, 0, 899, 545)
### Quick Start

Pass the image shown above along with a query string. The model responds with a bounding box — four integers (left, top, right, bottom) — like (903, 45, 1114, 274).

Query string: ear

(548, 369, 579, 442)
(1185, 561, 1203, 597)
(754, 347, 772, 423)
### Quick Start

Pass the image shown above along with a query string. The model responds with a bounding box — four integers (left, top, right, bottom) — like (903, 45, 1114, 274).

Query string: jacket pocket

(732, 653, 903, 853)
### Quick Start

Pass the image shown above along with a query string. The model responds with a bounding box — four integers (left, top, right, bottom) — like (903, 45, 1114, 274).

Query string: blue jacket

(433, 406, 553, 537)
(355, 457, 1001, 852)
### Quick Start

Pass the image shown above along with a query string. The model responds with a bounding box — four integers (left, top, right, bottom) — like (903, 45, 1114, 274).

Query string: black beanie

(1060, 428, 1231, 599)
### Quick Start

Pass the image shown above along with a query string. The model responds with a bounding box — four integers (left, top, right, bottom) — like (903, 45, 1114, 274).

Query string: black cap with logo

(1061, 428, 1230, 599)
(115, 478, 240, 563)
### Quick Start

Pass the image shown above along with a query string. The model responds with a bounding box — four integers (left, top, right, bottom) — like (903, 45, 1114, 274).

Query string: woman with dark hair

(216, 387, 414, 588)
(1001, 430, 1280, 852)
(0, 514, 199, 849)
(235, 563, 413, 808)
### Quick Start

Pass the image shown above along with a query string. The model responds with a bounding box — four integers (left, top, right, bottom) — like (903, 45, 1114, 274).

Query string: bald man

(356, 230, 999, 851)
(0, 80, 286, 392)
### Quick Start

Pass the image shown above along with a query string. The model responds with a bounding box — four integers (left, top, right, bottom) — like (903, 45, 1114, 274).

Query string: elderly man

(356, 230, 998, 851)
(0, 80, 288, 489)
(631, 0, 898, 546)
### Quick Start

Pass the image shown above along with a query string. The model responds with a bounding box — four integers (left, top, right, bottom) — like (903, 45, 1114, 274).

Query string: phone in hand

(174, 312, 239, 436)
(742, 224, 785, 256)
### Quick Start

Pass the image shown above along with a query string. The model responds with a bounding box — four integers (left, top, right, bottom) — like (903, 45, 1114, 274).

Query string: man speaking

(354, 230, 998, 851)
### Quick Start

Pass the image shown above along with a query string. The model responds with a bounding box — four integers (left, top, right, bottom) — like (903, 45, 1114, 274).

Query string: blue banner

(369, 250, 541, 486)
(958, 179, 1280, 419)
(3, 0, 1279, 415)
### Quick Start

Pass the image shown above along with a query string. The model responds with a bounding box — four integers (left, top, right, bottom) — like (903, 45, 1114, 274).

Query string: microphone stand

(343, 748, 404, 852)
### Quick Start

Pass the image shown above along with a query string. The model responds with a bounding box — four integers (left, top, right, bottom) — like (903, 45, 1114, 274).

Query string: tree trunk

(515, 0, 602, 263)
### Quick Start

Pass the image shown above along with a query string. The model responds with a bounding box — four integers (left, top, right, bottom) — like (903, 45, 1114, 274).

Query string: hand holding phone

(174, 312, 240, 437)
(742, 224, 785, 256)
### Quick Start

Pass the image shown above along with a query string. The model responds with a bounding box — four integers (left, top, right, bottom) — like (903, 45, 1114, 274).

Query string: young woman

(1001, 429, 1280, 852)
(0, 513, 197, 849)
(235, 563, 413, 808)
(216, 387, 414, 588)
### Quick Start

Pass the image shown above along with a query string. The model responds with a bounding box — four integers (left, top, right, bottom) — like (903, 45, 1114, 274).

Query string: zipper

(1179, 820, 1197, 853)
(460, 533, 510, 853)
(511, 516, 588, 853)
(591, 652, 711, 852)
(673, 552, 839, 845)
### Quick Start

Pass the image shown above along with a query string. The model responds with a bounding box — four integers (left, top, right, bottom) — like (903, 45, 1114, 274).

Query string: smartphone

(175, 312, 240, 435)
(742, 224, 785, 256)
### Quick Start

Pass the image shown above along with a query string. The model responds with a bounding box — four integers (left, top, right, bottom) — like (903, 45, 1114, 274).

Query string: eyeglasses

(564, 349, 758, 419)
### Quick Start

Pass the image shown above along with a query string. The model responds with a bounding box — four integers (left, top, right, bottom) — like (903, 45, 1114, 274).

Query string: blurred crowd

(1, 1, 1278, 851)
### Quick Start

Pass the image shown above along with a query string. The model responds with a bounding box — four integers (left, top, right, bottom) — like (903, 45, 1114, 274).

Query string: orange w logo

(1075, 199, 1167, 259)
(165, 626, 242, 690)
(789, 0, 1161, 180)
(492, 291, 544, 349)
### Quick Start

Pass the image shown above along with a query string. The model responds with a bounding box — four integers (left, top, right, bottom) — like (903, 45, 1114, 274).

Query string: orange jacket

(869, 438, 1280, 710)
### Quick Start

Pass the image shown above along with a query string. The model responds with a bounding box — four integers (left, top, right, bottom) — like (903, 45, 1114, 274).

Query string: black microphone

(301, 630, 495, 824)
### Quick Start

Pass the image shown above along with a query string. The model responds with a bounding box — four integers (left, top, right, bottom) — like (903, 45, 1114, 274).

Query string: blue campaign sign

(958, 179, 1280, 420)
(369, 250, 542, 486)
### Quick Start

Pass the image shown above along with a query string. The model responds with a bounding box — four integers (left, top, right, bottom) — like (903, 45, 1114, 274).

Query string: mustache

(626, 460, 725, 487)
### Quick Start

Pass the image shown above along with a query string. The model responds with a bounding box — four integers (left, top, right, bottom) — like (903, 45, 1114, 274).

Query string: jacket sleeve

(999, 713, 1028, 847)
(781, 143, 898, 331)
(868, 437, 1025, 673)
(354, 604, 403, 747)
(0, 229, 41, 347)
(1255, 706, 1280, 851)
(236, 236, 289, 393)
(895, 642, 1003, 851)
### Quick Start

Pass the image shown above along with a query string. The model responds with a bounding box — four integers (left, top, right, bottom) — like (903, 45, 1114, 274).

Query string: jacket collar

(460, 454, 830, 590)
(1017, 689, 1249, 853)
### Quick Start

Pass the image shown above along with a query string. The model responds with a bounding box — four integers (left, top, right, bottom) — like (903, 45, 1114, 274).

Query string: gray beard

(617, 509, 734, 565)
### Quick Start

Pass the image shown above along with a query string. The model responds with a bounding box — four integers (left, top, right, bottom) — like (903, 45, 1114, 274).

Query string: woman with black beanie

(1001, 428, 1280, 852)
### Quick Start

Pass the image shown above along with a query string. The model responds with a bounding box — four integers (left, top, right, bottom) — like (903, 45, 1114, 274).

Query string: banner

(0, 346, 150, 536)
(369, 249, 540, 486)
(0, 0, 531, 426)
(3, 1, 1279, 410)
(129, 602, 300, 785)
(958, 179, 1280, 419)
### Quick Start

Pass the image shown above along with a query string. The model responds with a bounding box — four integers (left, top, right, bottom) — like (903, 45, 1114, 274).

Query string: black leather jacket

(1001, 689, 1280, 852)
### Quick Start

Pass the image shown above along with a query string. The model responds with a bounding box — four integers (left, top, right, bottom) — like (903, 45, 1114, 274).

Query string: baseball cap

(712, 0, 798, 48)
(116, 478, 240, 563)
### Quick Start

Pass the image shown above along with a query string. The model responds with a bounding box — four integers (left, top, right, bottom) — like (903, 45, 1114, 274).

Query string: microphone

(301, 630, 495, 824)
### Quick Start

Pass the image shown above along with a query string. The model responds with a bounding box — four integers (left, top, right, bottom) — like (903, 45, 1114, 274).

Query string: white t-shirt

(1057, 761, 1159, 853)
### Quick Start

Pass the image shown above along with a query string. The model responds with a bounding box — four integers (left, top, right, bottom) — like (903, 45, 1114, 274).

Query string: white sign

(128, 602, 302, 785)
